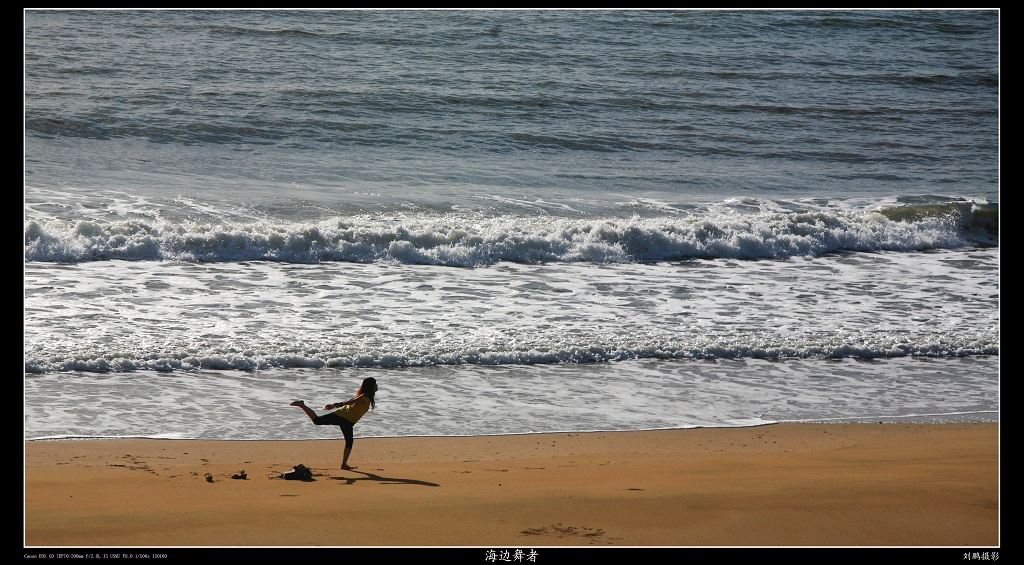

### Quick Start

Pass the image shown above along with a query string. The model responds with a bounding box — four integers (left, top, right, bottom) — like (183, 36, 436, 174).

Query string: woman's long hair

(357, 377, 377, 410)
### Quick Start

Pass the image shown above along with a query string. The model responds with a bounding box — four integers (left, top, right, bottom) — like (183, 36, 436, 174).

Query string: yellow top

(333, 395, 372, 424)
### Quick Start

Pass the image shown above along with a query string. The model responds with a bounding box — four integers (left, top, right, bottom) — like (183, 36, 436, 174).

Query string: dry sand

(24, 423, 998, 548)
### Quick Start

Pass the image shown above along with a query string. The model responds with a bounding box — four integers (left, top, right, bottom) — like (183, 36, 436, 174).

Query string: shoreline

(24, 410, 1001, 443)
(24, 422, 999, 547)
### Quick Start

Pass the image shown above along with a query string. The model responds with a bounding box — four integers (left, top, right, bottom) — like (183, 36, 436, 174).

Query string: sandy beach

(24, 423, 998, 548)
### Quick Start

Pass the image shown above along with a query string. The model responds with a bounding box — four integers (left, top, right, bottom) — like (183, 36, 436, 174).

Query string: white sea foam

(24, 356, 999, 441)
(24, 202, 986, 266)
(25, 244, 998, 376)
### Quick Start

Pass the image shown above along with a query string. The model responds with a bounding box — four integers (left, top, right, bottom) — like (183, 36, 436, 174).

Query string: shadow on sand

(328, 468, 440, 487)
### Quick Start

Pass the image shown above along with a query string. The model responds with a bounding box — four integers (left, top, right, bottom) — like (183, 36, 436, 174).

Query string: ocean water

(24, 9, 999, 441)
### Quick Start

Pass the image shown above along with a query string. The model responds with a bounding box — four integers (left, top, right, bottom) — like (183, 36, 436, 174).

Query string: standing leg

(340, 420, 355, 470)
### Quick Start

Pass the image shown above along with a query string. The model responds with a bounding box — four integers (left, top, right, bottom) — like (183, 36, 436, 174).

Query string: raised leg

(290, 400, 318, 423)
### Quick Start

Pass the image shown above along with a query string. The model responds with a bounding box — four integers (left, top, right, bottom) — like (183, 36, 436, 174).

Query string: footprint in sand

(520, 523, 605, 539)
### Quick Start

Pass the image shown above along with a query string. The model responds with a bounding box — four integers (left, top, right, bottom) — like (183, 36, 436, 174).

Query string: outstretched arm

(325, 396, 358, 410)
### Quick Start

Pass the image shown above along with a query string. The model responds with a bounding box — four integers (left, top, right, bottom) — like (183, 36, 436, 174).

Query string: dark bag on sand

(281, 464, 313, 481)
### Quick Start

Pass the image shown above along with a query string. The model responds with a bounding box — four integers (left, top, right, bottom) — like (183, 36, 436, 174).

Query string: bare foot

(341, 464, 354, 470)
(290, 400, 305, 407)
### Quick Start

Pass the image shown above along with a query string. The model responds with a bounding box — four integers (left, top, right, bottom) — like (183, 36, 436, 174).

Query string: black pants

(313, 412, 355, 448)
